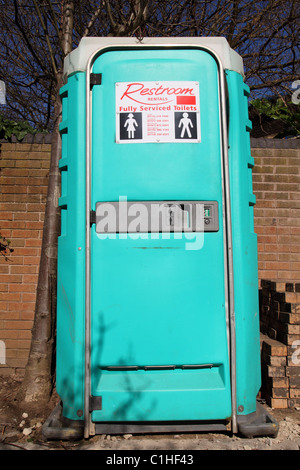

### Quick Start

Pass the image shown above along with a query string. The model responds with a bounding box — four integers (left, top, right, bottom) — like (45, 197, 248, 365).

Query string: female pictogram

(124, 113, 139, 139)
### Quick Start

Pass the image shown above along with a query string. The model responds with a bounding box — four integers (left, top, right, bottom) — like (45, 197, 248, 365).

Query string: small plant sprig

(0, 234, 14, 261)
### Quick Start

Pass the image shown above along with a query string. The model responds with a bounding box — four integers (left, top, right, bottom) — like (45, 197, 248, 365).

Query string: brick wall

(251, 138, 300, 283)
(0, 136, 51, 375)
(0, 137, 299, 410)
(251, 138, 300, 408)
(260, 280, 300, 409)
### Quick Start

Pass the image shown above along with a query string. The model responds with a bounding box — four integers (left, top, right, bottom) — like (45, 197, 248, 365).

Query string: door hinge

(90, 210, 96, 227)
(90, 73, 102, 88)
(89, 396, 102, 412)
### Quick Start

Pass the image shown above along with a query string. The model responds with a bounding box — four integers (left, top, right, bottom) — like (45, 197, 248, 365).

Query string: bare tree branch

(1, 0, 299, 128)
(83, 3, 102, 36)
(32, 0, 58, 75)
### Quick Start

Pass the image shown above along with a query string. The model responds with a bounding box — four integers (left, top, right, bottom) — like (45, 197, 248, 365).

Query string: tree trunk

(20, 1, 74, 405)
(19, 76, 63, 403)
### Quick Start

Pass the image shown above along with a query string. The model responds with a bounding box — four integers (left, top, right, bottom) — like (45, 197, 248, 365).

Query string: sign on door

(116, 81, 201, 144)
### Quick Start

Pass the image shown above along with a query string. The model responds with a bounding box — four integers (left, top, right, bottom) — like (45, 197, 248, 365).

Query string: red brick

(0, 311, 19, 320)
(0, 229, 12, 238)
(0, 221, 26, 230)
(265, 262, 290, 270)
(13, 212, 40, 221)
(24, 239, 42, 248)
(0, 301, 8, 311)
(22, 293, 36, 302)
(20, 311, 34, 321)
(285, 292, 300, 303)
(9, 302, 35, 312)
(0, 293, 21, 302)
(271, 388, 289, 399)
(264, 395, 288, 409)
(0, 266, 9, 274)
(10, 266, 38, 274)
(2, 256, 23, 265)
(263, 192, 289, 200)
(6, 358, 28, 368)
(13, 248, 39, 257)
(26, 203, 46, 212)
(17, 330, 32, 340)
(15, 160, 41, 169)
(265, 377, 289, 388)
(24, 222, 44, 230)
(262, 338, 288, 356)
(9, 284, 36, 293)
(1, 169, 28, 177)
(266, 366, 286, 377)
(11, 230, 39, 239)
(0, 330, 19, 339)
(23, 257, 41, 265)
(1, 185, 28, 194)
(0, 275, 23, 283)
(4, 320, 33, 330)
(275, 166, 299, 174)
(0, 203, 26, 211)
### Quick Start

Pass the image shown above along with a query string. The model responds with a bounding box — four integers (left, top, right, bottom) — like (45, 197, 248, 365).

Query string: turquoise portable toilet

(44, 37, 278, 439)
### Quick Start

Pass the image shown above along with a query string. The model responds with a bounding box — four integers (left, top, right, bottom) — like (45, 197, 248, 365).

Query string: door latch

(90, 73, 102, 88)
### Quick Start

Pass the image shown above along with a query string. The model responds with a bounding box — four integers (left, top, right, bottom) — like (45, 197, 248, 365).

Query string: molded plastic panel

(90, 49, 231, 422)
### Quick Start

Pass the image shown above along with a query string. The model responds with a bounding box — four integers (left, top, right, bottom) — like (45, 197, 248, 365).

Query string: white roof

(64, 36, 244, 79)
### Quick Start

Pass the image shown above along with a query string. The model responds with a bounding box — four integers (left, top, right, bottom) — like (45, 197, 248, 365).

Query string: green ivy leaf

(0, 113, 48, 141)
(250, 97, 300, 136)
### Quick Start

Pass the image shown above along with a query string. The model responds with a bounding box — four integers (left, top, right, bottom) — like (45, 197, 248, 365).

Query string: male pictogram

(178, 112, 193, 138)
(124, 113, 139, 139)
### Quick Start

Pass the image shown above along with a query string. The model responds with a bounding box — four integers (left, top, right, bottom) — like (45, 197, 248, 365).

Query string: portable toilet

(44, 37, 278, 440)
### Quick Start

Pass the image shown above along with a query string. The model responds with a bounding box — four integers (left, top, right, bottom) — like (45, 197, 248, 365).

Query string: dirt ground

(0, 374, 299, 451)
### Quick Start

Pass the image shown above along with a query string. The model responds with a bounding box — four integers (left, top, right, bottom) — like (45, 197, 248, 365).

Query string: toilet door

(89, 47, 232, 423)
